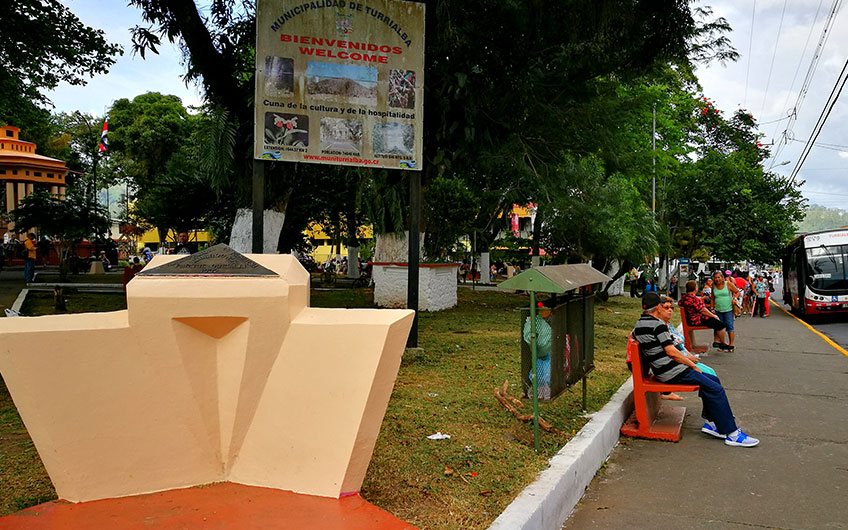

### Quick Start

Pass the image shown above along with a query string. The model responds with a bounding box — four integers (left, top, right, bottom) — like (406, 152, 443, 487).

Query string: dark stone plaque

(137, 244, 278, 277)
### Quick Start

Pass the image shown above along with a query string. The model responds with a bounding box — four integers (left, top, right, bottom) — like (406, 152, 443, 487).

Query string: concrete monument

(0, 245, 414, 504)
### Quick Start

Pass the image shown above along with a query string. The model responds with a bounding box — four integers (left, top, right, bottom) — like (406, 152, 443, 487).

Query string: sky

(47, 1, 203, 115)
(49, 1, 847, 209)
(694, 0, 848, 209)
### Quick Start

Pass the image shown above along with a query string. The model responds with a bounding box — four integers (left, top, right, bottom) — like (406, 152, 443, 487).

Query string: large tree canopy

(117, 0, 801, 266)
(0, 0, 122, 158)
(0, 0, 122, 105)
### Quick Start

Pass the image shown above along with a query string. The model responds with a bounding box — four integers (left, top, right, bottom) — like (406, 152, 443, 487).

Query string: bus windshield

(806, 245, 848, 291)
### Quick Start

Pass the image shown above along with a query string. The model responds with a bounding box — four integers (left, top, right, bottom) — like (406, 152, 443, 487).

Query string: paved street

(564, 303, 848, 529)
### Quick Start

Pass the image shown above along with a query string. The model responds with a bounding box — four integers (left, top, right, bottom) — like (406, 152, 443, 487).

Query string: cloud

(695, 0, 848, 208)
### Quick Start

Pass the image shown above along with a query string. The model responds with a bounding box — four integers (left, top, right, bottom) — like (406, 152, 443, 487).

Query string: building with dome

(1, 124, 68, 238)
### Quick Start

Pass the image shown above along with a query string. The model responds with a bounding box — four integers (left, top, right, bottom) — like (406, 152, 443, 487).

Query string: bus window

(806, 245, 848, 291)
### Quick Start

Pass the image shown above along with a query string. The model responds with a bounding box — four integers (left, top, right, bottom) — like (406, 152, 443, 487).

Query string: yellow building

(0, 125, 68, 238)
(138, 228, 209, 251)
(306, 222, 373, 263)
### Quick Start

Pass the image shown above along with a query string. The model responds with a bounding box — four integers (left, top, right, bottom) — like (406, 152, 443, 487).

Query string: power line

(786, 55, 848, 189)
(771, 0, 825, 143)
(768, 0, 842, 169)
(744, 0, 757, 107)
(760, 0, 789, 116)
(789, 138, 848, 150)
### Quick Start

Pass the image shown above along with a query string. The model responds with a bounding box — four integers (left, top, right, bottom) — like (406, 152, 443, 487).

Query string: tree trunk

(347, 246, 360, 279)
(479, 251, 491, 283)
(602, 259, 632, 295)
(531, 205, 543, 267)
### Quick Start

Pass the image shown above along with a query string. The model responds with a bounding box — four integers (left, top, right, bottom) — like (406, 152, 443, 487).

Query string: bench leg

(686, 329, 707, 354)
(621, 392, 688, 442)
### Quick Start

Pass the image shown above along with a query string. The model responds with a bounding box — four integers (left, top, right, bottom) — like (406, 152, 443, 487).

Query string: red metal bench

(620, 337, 699, 442)
(680, 307, 709, 353)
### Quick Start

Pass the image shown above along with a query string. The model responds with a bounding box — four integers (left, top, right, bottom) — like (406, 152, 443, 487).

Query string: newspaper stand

(498, 264, 611, 450)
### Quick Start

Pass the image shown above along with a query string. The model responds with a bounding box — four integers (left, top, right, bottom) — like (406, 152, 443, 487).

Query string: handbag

(695, 362, 716, 376)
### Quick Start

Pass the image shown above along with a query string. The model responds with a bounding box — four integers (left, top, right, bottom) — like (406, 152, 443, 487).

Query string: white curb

(11, 289, 29, 313)
(488, 378, 634, 530)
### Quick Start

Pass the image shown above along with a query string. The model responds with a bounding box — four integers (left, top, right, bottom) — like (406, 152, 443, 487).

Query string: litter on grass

(426, 432, 451, 440)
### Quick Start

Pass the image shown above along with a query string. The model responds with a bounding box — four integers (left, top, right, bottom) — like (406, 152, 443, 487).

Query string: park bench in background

(621, 337, 698, 442)
(680, 307, 709, 354)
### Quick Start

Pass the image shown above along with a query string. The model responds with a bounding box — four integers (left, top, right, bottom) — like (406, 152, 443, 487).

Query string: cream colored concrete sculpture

(0, 246, 414, 503)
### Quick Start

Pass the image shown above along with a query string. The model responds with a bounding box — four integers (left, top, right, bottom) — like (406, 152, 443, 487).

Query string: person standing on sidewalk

(710, 271, 740, 351)
(634, 292, 759, 447)
(23, 233, 37, 284)
(753, 273, 768, 317)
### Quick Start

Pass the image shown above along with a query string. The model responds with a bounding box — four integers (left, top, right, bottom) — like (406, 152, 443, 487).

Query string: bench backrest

(627, 337, 650, 391)
(679, 307, 693, 328)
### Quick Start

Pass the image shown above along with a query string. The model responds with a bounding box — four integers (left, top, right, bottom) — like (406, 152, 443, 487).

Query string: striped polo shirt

(633, 314, 688, 382)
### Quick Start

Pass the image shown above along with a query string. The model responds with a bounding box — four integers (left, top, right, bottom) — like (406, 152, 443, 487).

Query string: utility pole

(652, 102, 656, 215)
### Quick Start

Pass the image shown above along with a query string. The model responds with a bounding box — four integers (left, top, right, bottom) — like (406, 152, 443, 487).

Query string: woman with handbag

(710, 270, 740, 351)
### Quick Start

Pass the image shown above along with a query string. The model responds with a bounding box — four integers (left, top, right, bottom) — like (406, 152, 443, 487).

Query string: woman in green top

(710, 271, 740, 351)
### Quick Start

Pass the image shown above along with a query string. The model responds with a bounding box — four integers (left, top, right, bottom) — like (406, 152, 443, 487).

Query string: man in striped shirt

(633, 292, 759, 447)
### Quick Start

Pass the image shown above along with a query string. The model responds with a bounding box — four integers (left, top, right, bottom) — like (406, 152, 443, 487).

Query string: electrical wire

(768, 0, 842, 169)
(770, 0, 825, 145)
(760, 0, 789, 116)
(786, 55, 848, 189)
(744, 0, 757, 107)
(789, 138, 848, 150)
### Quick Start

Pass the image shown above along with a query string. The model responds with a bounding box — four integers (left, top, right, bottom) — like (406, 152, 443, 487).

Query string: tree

(538, 154, 657, 264)
(1, 0, 123, 104)
(9, 189, 109, 280)
(796, 205, 848, 234)
(0, 0, 122, 157)
(107, 92, 198, 240)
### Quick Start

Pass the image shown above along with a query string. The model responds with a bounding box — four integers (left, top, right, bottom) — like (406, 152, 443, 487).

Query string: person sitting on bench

(634, 292, 759, 447)
(678, 280, 732, 351)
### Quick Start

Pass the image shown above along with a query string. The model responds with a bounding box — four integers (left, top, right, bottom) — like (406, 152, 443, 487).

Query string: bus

(782, 228, 848, 315)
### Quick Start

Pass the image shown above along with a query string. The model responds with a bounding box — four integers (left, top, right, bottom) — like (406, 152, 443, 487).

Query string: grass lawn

(20, 291, 127, 315)
(0, 287, 642, 528)
(34, 272, 125, 284)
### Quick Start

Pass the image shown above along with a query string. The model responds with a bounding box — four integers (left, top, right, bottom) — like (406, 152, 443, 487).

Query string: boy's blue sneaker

(725, 430, 759, 447)
(700, 421, 726, 439)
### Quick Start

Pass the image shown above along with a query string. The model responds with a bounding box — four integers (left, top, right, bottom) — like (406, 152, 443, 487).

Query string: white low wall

(372, 263, 459, 312)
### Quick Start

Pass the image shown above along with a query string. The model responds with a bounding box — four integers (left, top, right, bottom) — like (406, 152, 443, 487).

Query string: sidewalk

(563, 305, 848, 529)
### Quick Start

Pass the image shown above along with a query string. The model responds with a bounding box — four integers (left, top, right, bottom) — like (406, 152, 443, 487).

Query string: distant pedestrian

(23, 233, 37, 283)
(173, 232, 197, 255)
(644, 278, 658, 293)
(701, 278, 713, 306)
(753, 273, 768, 317)
(629, 267, 640, 298)
(669, 275, 679, 299)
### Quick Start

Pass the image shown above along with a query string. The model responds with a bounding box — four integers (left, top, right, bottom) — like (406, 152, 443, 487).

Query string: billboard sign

(254, 0, 425, 170)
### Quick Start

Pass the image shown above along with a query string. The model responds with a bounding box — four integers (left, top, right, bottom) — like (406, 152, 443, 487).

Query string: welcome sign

(254, 0, 425, 170)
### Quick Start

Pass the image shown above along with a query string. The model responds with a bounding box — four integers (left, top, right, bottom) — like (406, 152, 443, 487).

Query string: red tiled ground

(0, 482, 416, 530)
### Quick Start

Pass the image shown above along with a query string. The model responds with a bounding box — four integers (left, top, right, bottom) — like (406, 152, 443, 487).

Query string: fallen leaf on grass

(443, 466, 455, 476)
(479, 490, 494, 497)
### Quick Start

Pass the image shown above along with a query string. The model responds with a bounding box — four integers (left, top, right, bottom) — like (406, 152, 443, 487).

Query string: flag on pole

(98, 119, 109, 152)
